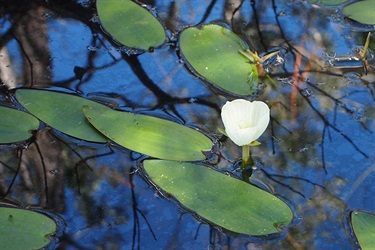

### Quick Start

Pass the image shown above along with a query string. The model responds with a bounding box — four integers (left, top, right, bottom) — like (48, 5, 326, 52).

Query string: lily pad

(15, 89, 108, 143)
(351, 211, 375, 250)
(83, 105, 212, 161)
(143, 160, 293, 235)
(0, 207, 57, 250)
(179, 24, 258, 96)
(309, 0, 348, 6)
(96, 0, 166, 50)
(0, 106, 39, 144)
(342, 0, 375, 25)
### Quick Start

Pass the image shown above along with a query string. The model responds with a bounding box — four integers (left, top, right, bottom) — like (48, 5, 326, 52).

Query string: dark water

(0, 0, 374, 249)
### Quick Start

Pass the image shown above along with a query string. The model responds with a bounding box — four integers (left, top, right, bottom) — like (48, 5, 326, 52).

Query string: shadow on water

(0, 0, 374, 249)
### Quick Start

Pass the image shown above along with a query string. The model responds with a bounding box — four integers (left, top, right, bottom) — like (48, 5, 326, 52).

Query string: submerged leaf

(351, 211, 375, 250)
(83, 105, 212, 161)
(15, 89, 108, 143)
(0, 106, 39, 143)
(0, 207, 57, 250)
(144, 160, 293, 235)
(96, 0, 166, 50)
(180, 24, 258, 96)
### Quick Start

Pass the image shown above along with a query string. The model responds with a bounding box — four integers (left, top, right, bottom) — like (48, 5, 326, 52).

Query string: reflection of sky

(2, 39, 22, 80)
(48, 19, 92, 82)
(47, 18, 212, 109)
(1, 19, 22, 81)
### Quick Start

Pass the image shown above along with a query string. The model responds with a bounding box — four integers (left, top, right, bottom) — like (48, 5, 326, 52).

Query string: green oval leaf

(143, 160, 293, 235)
(0, 207, 57, 250)
(342, 0, 375, 25)
(97, 0, 166, 50)
(0, 106, 39, 143)
(83, 105, 212, 161)
(351, 211, 375, 250)
(309, 0, 348, 6)
(15, 89, 108, 143)
(180, 24, 258, 96)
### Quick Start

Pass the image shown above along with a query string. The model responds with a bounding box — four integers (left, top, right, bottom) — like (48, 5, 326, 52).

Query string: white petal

(250, 101, 270, 140)
(222, 99, 251, 127)
(221, 99, 270, 146)
(226, 126, 258, 146)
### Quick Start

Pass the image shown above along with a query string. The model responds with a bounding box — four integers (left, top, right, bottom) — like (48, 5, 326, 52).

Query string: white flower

(221, 99, 270, 146)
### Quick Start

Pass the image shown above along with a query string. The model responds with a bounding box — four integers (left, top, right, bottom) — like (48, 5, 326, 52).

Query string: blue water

(0, 1, 374, 249)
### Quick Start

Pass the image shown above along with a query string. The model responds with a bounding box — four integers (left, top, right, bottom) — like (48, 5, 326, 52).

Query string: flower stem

(241, 145, 254, 169)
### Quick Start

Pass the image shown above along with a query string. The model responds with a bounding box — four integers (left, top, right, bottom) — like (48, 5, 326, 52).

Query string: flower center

(239, 122, 255, 129)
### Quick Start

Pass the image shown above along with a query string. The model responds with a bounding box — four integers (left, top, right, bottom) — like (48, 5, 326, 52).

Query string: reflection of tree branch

(305, 80, 355, 116)
(198, 0, 218, 25)
(209, 226, 229, 247)
(124, 54, 186, 122)
(53, 56, 122, 90)
(336, 89, 373, 132)
(49, 130, 118, 195)
(270, 101, 293, 154)
(260, 169, 306, 198)
(263, 169, 325, 189)
(0, 5, 25, 48)
(72, 147, 115, 195)
(0, 150, 23, 198)
(249, 1, 266, 51)
(297, 85, 369, 159)
(33, 138, 49, 205)
(129, 167, 156, 250)
(228, 0, 245, 27)
(10, 34, 34, 87)
(321, 125, 329, 173)
(2, 0, 222, 125)
(52, 35, 123, 91)
(123, 54, 220, 122)
(123, 55, 171, 102)
(270, 115, 293, 155)
(271, 0, 293, 51)
(194, 222, 205, 239)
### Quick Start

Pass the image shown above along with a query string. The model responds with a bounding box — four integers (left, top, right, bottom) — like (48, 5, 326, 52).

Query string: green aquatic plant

(96, 0, 166, 50)
(15, 89, 108, 143)
(14, 89, 212, 161)
(0, 207, 57, 250)
(0, 106, 39, 143)
(309, 0, 348, 6)
(1, 5, 300, 240)
(342, 0, 375, 25)
(83, 104, 212, 161)
(351, 211, 375, 250)
(179, 24, 258, 96)
(144, 160, 293, 235)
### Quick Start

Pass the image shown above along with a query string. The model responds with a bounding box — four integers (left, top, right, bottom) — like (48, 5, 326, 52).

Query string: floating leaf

(0, 106, 39, 144)
(309, 0, 348, 6)
(143, 160, 293, 235)
(342, 0, 375, 25)
(179, 24, 258, 96)
(351, 211, 375, 250)
(96, 0, 166, 50)
(83, 105, 212, 161)
(0, 207, 57, 250)
(15, 89, 108, 143)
